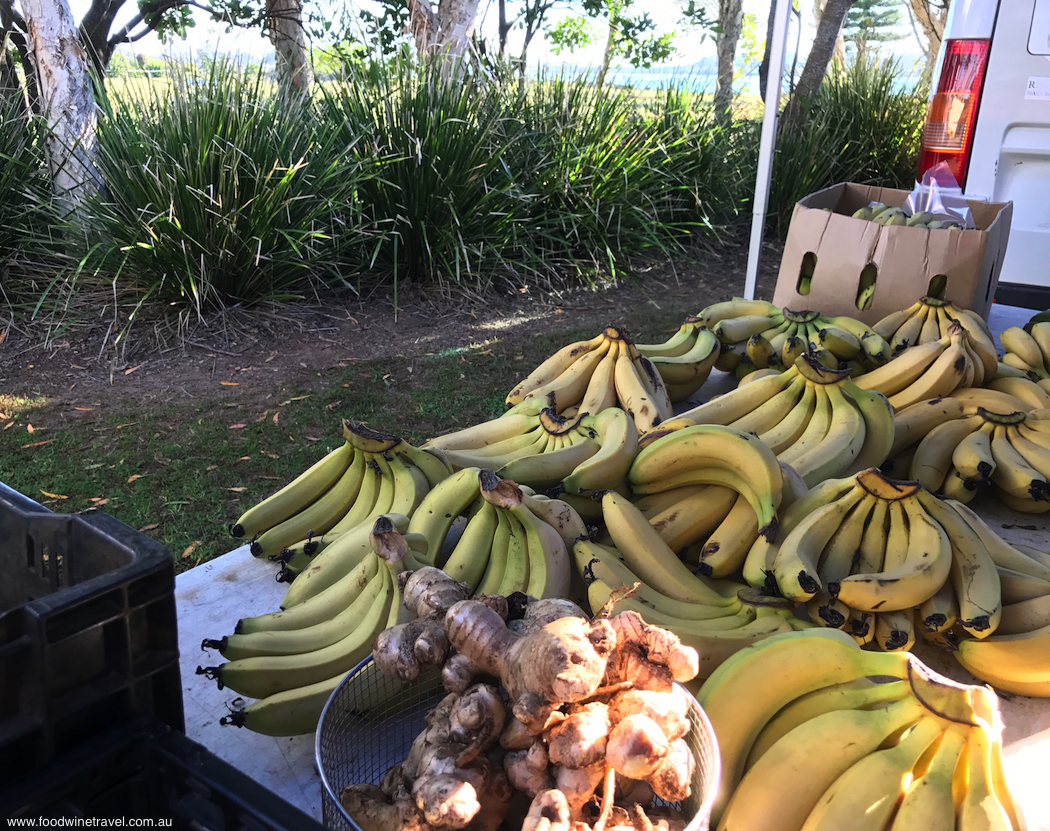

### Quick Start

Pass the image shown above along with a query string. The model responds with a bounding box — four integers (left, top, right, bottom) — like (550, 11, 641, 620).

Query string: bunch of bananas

(574, 494, 809, 683)
(883, 388, 1050, 512)
(230, 419, 452, 563)
(504, 326, 680, 431)
(697, 628, 1024, 831)
(855, 321, 983, 409)
(633, 315, 722, 401)
(1000, 323, 1050, 382)
(698, 298, 889, 380)
(851, 202, 964, 230)
(872, 296, 999, 369)
(199, 516, 422, 736)
(655, 355, 895, 488)
(423, 405, 638, 517)
(742, 468, 1026, 655)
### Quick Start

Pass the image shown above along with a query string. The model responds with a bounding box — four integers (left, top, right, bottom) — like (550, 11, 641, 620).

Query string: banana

(853, 338, 948, 397)
(921, 300, 944, 344)
(746, 332, 777, 368)
(916, 491, 1002, 637)
(556, 407, 638, 495)
(494, 510, 530, 596)
(816, 325, 861, 360)
(646, 326, 721, 389)
(395, 443, 453, 489)
(890, 724, 969, 831)
(854, 496, 889, 576)
(235, 551, 380, 635)
(505, 332, 608, 405)
(888, 326, 971, 410)
(697, 493, 760, 578)
(279, 512, 410, 608)
(206, 565, 396, 701)
(889, 305, 931, 352)
(890, 396, 967, 457)
(209, 563, 389, 660)
(992, 361, 1033, 381)
(777, 382, 833, 469)
(881, 444, 919, 479)
(588, 578, 755, 629)
(1030, 321, 1050, 364)
(577, 334, 619, 415)
(758, 381, 817, 454)
(713, 313, 780, 344)
(425, 410, 540, 453)
(231, 442, 354, 539)
(698, 628, 915, 825)
(715, 693, 934, 831)
(997, 593, 1050, 636)
(997, 567, 1050, 605)
(1007, 424, 1050, 479)
(648, 485, 738, 554)
(772, 484, 868, 602)
(387, 452, 429, 516)
(910, 413, 985, 492)
(612, 338, 666, 433)
(817, 493, 876, 582)
(511, 495, 571, 600)
(801, 717, 947, 831)
(872, 300, 925, 341)
(634, 319, 701, 358)
(919, 578, 960, 634)
(521, 337, 613, 412)
(728, 374, 807, 436)
(438, 429, 548, 472)
(737, 367, 783, 386)
(573, 537, 738, 612)
(742, 476, 859, 590)
(699, 298, 779, 327)
(602, 491, 740, 606)
(1001, 352, 1039, 376)
(439, 498, 497, 589)
(958, 725, 1017, 831)
(475, 508, 511, 596)
(675, 367, 799, 426)
(832, 494, 951, 613)
(955, 621, 1050, 696)
(406, 467, 484, 563)
(521, 492, 588, 549)
(954, 419, 997, 481)
(950, 387, 1034, 415)
(873, 607, 916, 651)
(1001, 326, 1044, 370)
(987, 378, 1050, 410)
(497, 431, 601, 491)
(826, 315, 891, 363)
(248, 449, 370, 558)
(948, 499, 1050, 582)
(990, 424, 1050, 501)
(633, 483, 709, 518)
(628, 424, 783, 540)
(788, 381, 866, 487)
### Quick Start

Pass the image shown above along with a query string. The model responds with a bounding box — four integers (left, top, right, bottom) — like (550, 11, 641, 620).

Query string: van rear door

(967, 0, 1050, 307)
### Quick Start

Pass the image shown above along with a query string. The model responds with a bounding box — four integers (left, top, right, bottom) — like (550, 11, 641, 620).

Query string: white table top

(175, 303, 1050, 829)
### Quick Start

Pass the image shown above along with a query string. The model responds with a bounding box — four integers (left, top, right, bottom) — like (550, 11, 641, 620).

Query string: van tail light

(917, 39, 991, 188)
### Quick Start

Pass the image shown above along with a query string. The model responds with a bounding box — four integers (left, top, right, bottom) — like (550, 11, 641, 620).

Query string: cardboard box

(773, 183, 1013, 325)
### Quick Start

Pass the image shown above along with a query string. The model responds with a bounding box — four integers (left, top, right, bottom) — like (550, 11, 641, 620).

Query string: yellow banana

(910, 414, 985, 492)
(958, 726, 1017, 831)
(1001, 326, 1044, 370)
(789, 381, 867, 487)
(871, 300, 926, 340)
(918, 578, 960, 634)
(777, 382, 833, 468)
(648, 484, 738, 554)
(634, 318, 702, 358)
(406, 467, 483, 564)
(728, 374, 807, 436)
(440, 498, 498, 589)
(890, 724, 969, 831)
(954, 419, 997, 481)
(873, 607, 916, 651)
(474, 508, 511, 596)
(675, 366, 799, 426)
(699, 298, 779, 327)
(890, 395, 966, 457)
(990, 424, 1050, 501)
(612, 337, 665, 433)
(758, 381, 817, 454)
(523, 337, 613, 412)
(511, 495, 571, 600)
(697, 492, 760, 578)
(888, 326, 971, 410)
(505, 332, 608, 405)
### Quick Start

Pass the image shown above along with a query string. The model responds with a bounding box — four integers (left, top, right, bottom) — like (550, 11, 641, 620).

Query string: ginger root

(444, 600, 616, 733)
(603, 612, 699, 691)
(522, 789, 573, 831)
(374, 568, 472, 681)
(545, 702, 609, 769)
(605, 714, 670, 780)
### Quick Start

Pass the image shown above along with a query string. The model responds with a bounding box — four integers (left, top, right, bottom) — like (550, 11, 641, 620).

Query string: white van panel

(1031, 0, 1050, 54)
(946, 0, 999, 38)
(965, 0, 1050, 293)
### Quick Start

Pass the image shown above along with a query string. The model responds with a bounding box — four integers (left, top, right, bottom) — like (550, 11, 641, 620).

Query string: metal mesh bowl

(317, 656, 721, 831)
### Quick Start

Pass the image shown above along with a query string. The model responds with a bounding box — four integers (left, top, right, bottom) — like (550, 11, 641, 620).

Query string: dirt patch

(0, 242, 783, 424)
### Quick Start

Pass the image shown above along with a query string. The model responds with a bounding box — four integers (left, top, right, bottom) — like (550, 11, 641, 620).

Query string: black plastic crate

(0, 481, 183, 778)
(0, 714, 327, 830)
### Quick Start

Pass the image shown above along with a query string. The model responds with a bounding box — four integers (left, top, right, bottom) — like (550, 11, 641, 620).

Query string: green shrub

(80, 60, 373, 313)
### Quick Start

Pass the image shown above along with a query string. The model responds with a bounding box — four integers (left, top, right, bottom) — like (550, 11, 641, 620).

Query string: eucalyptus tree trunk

(594, 19, 615, 87)
(21, 0, 100, 217)
(905, 0, 948, 85)
(814, 0, 846, 67)
(713, 0, 744, 126)
(407, 0, 482, 62)
(784, 0, 853, 125)
(267, 0, 312, 100)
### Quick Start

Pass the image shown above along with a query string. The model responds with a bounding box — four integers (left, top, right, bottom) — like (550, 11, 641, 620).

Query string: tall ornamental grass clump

(0, 96, 60, 310)
(80, 61, 374, 314)
(763, 57, 927, 235)
(316, 57, 524, 293)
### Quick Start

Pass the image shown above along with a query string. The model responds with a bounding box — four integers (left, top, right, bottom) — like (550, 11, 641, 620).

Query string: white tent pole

(743, 0, 793, 300)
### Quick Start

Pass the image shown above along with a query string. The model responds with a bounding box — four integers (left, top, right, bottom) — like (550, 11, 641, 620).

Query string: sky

(63, 0, 925, 71)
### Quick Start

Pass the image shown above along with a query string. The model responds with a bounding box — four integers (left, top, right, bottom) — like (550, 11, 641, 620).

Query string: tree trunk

(266, 0, 311, 100)
(497, 0, 509, 60)
(906, 0, 947, 84)
(21, 0, 100, 217)
(758, 0, 775, 102)
(813, 0, 846, 68)
(784, 0, 853, 123)
(407, 0, 480, 62)
(713, 0, 744, 126)
(594, 19, 615, 87)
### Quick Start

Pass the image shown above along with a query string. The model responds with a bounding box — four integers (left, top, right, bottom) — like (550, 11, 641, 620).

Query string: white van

(919, 0, 1050, 309)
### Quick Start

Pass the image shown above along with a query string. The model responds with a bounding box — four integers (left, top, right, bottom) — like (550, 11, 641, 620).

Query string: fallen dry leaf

(290, 395, 311, 401)
(263, 452, 279, 459)
(181, 540, 203, 558)
(40, 490, 68, 499)
(227, 486, 247, 493)
(221, 381, 239, 386)
(23, 439, 52, 448)
(127, 474, 146, 483)
(74, 407, 93, 412)
(139, 523, 160, 532)
(26, 423, 34, 434)
(239, 455, 251, 460)
(272, 411, 280, 426)
(90, 498, 109, 506)
(4, 422, 14, 430)
(115, 422, 138, 429)
(305, 436, 321, 442)
(255, 410, 269, 422)
(125, 364, 143, 375)
(230, 423, 247, 429)
(205, 465, 219, 471)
